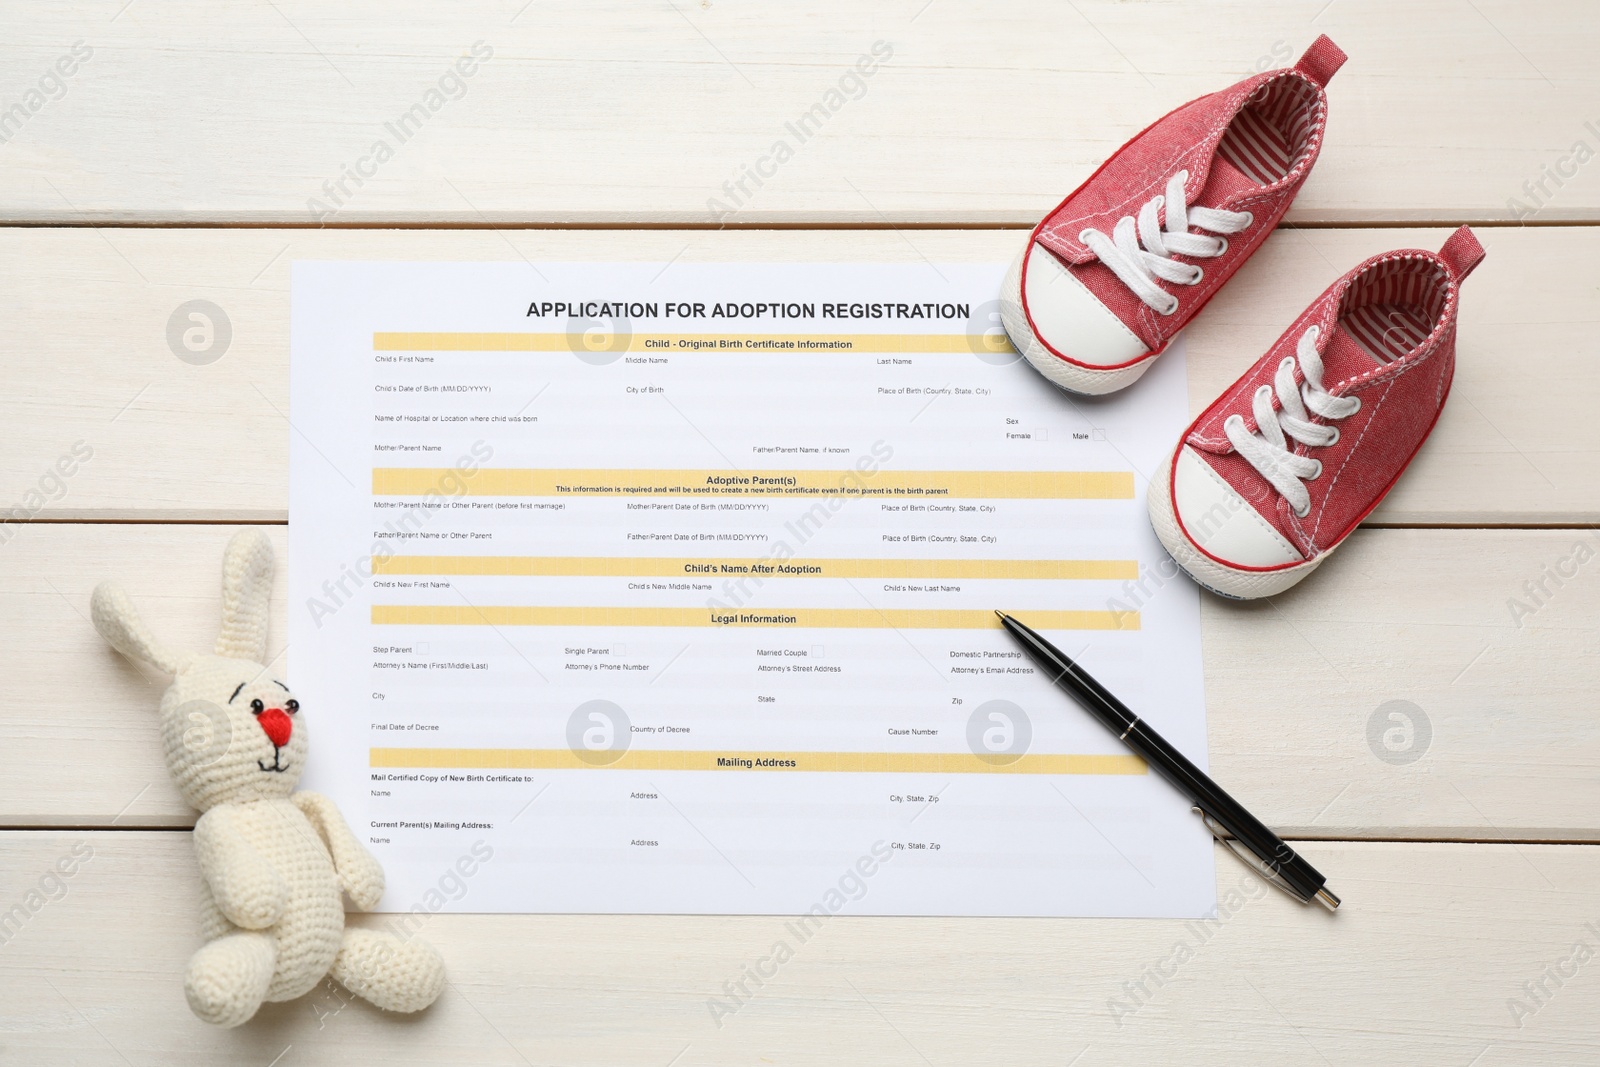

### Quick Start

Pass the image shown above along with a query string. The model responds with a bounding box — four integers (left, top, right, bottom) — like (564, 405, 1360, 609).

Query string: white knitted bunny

(90, 528, 446, 1027)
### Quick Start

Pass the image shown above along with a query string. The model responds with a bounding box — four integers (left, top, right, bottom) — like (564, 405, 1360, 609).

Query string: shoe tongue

(1195, 151, 1260, 210)
(1318, 322, 1389, 389)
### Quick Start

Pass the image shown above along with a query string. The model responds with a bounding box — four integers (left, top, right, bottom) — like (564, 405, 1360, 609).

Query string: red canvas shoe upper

(1169, 227, 1488, 571)
(1021, 36, 1347, 371)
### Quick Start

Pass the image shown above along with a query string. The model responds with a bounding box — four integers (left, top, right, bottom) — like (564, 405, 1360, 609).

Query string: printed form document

(289, 260, 1214, 918)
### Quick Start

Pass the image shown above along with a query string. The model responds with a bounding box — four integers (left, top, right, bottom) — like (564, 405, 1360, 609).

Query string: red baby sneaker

(1002, 36, 1347, 395)
(1148, 226, 1486, 599)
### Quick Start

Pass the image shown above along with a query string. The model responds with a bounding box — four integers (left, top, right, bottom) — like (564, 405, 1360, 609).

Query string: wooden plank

(2, 831, 1596, 1064)
(2, 1, 1597, 225)
(2, 225, 1593, 525)
(6, 523, 1596, 838)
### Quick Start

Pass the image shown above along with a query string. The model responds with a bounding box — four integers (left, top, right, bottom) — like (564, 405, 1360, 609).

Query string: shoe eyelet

(1188, 266, 1204, 287)
(1348, 396, 1361, 414)
(1293, 502, 1311, 518)
(1079, 229, 1095, 244)
(1309, 459, 1324, 479)
(1239, 211, 1255, 228)
(1213, 236, 1230, 257)
(1326, 426, 1340, 446)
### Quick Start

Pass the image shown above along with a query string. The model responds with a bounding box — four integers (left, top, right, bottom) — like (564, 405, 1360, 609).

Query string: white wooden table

(4, 3, 1598, 1063)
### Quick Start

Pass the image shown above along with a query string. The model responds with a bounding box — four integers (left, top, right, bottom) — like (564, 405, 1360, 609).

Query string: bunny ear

(215, 528, 274, 663)
(91, 581, 191, 676)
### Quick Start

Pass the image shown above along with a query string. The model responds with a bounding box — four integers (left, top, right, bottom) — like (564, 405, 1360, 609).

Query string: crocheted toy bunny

(91, 528, 446, 1027)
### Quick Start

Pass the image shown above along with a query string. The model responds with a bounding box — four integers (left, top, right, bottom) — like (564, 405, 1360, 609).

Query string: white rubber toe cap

(1172, 446, 1304, 568)
(1023, 243, 1150, 368)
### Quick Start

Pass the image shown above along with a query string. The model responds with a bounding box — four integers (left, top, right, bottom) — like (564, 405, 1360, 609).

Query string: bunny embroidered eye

(250, 698, 265, 715)
(286, 699, 299, 714)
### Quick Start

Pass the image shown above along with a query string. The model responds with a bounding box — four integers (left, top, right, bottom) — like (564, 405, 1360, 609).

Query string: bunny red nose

(257, 708, 293, 748)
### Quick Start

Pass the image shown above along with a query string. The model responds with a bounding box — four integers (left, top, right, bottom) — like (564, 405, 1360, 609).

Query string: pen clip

(1192, 807, 1306, 904)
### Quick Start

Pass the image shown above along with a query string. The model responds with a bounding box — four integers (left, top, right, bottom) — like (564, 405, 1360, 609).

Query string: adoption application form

(289, 260, 1214, 918)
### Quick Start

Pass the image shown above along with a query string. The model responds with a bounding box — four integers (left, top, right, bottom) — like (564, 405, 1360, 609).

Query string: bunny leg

(185, 932, 277, 1027)
(330, 927, 446, 1013)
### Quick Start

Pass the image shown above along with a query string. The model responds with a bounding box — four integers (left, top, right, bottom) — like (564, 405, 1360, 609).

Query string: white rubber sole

(1146, 453, 1327, 599)
(999, 246, 1157, 396)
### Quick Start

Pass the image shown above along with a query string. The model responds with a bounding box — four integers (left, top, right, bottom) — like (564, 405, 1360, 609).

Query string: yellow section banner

(370, 605, 1136, 630)
(373, 555, 1138, 580)
(372, 467, 1134, 499)
(374, 331, 1014, 356)
(369, 747, 1147, 775)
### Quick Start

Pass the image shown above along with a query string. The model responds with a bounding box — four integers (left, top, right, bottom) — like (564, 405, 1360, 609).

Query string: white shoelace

(1079, 171, 1253, 315)
(1224, 326, 1361, 518)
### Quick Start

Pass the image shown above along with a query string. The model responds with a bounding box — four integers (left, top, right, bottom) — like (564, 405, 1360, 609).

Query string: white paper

(289, 259, 1214, 918)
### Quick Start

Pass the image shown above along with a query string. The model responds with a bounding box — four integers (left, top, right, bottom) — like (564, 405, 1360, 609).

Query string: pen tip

(994, 610, 1007, 621)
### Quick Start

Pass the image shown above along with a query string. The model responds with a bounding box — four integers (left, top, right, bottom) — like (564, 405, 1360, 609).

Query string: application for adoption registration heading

(289, 260, 1213, 918)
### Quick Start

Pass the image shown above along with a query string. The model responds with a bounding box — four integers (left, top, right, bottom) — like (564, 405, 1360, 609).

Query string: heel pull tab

(1438, 225, 1486, 280)
(1294, 35, 1347, 87)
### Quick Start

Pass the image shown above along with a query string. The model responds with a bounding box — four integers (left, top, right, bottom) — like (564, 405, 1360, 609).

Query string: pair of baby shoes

(1001, 36, 1485, 599)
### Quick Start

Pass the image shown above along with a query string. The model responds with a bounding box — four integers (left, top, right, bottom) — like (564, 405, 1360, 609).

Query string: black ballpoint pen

(995, 611, 1340, 910)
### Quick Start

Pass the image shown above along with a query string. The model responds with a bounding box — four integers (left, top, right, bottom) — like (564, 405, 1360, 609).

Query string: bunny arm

(292, 791, 386, 910)
(193, 806, 290, 929)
